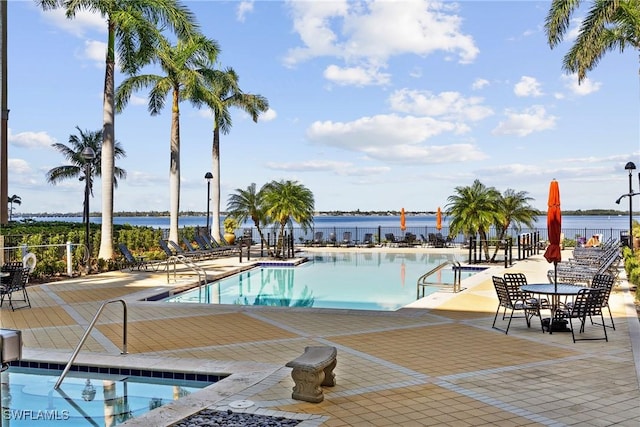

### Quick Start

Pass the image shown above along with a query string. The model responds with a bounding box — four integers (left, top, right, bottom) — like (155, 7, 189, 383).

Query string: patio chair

(312, 232, 324, 246)
(118, 243, 165, 272)
(385, 233, 405, 247)
(492, 276, 541, 334)
(504, 272, 549, 310)
(327, 232, 337, 247)
(183, 236, 225, 258)
(359, 233, 374, 247)
(589, 273, 615, 330)
(557, 288, 608, 343)
(0, 266, 31, 311)
(167, 240, 204, 259)
(340, 232, 354, 247)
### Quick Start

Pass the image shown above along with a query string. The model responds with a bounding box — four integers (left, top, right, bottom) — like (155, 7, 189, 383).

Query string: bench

(285, 346, 337, 403)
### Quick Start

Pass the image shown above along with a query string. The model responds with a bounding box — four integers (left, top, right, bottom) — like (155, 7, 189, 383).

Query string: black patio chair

(557, 288, 608, 343)
(589, 273, 615, 330)
(492, 276, 540, 334)
(118, 243, 165, 272)
(0, 266, 31, 311)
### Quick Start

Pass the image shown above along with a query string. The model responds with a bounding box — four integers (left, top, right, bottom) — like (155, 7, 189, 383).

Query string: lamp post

(626, 162, 636, 251)
(204, 172, 213, 236)
(81, 147, 96, 259)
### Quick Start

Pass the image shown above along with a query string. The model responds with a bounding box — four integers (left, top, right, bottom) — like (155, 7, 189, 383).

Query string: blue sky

(6, 0, 639, 215)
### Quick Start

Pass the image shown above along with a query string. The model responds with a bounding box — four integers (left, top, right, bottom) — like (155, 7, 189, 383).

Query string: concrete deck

(2, 247, 639, 426)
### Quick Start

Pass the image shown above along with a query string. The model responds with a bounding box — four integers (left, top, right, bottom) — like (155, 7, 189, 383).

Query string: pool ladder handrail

(54, 299, 128, 390)
(166, 255, 208, 288)
(416, 260, 463, 298)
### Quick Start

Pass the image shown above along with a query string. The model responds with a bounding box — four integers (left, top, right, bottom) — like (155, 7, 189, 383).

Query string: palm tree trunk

(98, 22, 116, 260)
(211, 126, 221, 241)
(169, 90, 181, 244)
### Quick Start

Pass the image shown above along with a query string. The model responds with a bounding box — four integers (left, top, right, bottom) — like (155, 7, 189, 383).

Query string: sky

(5, 0, 640, 216)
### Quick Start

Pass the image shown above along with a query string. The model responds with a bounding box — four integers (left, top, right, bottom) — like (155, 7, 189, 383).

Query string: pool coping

(17, 348, 326, 426)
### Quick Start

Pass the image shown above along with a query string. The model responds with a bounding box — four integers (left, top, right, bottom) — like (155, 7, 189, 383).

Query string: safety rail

(54, 299, 128, 389)
(416, 260, 463, 298)
(166, 255, 209, 287)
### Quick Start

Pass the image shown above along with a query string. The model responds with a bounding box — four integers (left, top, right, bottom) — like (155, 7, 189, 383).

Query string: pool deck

(2, 246, 640, 426)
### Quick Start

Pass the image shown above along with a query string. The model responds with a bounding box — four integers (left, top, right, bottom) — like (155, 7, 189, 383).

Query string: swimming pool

(1, 365, 214, 426)
(165, 251, 477, 311)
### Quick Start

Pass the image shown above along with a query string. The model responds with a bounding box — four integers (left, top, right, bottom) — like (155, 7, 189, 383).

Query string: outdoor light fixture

(615, 162, 637, 251)
(204, 172, 213, 236)
(81, 147, 96, 259)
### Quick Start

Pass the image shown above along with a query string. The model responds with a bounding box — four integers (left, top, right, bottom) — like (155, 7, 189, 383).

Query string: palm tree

(545, 0, 640, 82)
(7, 194, 21, 221)
(490, 189, 540, 261)
(202, 68, 269, 241)
(226, 183, 270, 251)
(446, 179, 501, 261)
(46, 127, 127, 222)
(37, 0, 197, 260)
(115, 34, 220, 244)
(261, 180, 314, 258)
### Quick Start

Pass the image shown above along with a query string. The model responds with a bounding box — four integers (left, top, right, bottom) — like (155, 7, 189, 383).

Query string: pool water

(1, 367, 210, 426)
(166, 251, 476, 311)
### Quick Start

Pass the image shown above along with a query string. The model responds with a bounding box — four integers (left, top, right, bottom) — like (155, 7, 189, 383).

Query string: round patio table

(521, 283, 587, 334)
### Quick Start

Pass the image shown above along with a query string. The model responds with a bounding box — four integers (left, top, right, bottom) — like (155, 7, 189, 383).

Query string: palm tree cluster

(227, 181, 315, 258)
(445, 179, 540, 261)
(38, 0, 269, 259)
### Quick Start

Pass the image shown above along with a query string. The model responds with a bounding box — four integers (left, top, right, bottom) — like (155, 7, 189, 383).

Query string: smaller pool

(1, 364, 216, 426)
(165, 251, 479, 311)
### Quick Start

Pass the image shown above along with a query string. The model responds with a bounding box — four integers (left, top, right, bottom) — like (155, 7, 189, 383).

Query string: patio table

(521, 283, 587, 334)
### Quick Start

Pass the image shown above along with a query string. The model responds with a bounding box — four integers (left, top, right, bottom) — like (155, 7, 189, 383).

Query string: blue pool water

(1, 367, 211, 426)
(165, 251, 476, 311)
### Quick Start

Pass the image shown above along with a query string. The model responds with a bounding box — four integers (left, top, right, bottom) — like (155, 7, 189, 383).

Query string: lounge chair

(167, 240, 206, 260)
(118, 243, 165, 272)
(0, 264, 31, 311)
(183, 236, 225, 258)
(384, 233, 405, 247)
(340, 232, 354, 247)
(327, 232, 337, 247)
(312, 232, 324, 246)
(359, 233, 374, 247)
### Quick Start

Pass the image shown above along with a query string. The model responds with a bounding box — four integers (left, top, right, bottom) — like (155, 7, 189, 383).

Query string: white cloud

(261, 109, 278, 122)
(284, 0, 478, 80)
(9, 129, 57, 149)
(324, 64, 390, 86)
(305, 114, 486, 164)
(514, 76, 543, 97)
(237, 1, 254, 22)
(80, 39, 107, 66)
(130, 94, 147, 106)
(492, 105, 557, 137)
(388, 89, 493, 121)
(561, 74, 601, 96)
(40, 8, 106, 38)
(471, 78, 489, 90)
(8, 159, 31, 174)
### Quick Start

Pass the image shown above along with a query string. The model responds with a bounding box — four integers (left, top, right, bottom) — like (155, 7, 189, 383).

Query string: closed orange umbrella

(400, 208, 406, 231)
(436, 207, 442, 231)
(543, 179, 562, 289)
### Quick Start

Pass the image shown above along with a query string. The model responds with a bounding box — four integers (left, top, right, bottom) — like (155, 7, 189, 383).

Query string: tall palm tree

(446, 179, 501, 261)
(202, 68, 269, 241)
(115, 34, 220, 244)
(262, 180, 314, 258)
(226, 183, 270, 250)
(545, 0, 640, 82)
(37, 0, 197, 260)
(491, 189, 540, 261)
(46, 126, 127, 221)
(7, 194, 20, 221)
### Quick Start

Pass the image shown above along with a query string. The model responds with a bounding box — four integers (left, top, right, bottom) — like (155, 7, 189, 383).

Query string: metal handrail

(54, 299, 128, 389)
(416, 260, 462, 298)
(166, 255, 208, 287)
